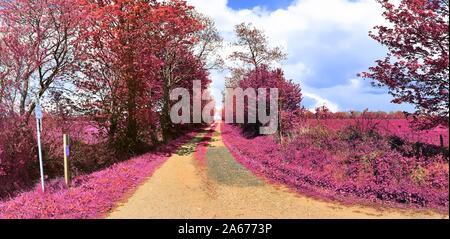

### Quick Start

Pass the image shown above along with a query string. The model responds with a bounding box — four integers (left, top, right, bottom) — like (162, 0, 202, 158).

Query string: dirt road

(107, 122, 446, 219)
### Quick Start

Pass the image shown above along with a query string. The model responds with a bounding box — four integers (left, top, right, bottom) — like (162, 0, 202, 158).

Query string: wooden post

(63, 134, 71, 187)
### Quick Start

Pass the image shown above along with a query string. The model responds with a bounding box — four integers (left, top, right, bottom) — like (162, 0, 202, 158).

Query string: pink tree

(361, 0, 449, 129)
(75, 0, 211, 149)
(239, 65, 303, 138)
(227, 23, 286, 87)
(0, 0, 85, 122)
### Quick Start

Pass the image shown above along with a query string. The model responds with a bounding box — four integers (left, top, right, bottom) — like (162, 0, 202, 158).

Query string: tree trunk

(148, 101, 159, 146)
(161, 83, 171, 143)
(125, 75, 139, 153)
(19, 79, 29, 115)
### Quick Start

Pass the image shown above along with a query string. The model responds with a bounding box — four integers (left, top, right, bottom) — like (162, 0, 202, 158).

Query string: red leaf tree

(74, 0, 164, 153)
(239, 65, 303, 138)
(74, 0, 212, 152)
(227, 22, 286, 87)
(0, 0, 86, 122)
(361, 0, 449, 129)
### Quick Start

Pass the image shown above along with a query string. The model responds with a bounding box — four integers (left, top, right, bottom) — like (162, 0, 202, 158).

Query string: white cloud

(303, 92, 340, 112)
(303, 78, 415, 112)
(284, 61, 312, 84)
(188, 0, 413, 112)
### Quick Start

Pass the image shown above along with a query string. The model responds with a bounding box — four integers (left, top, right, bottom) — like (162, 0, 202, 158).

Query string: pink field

(306, 119, 449, 146)
(0, 131, 198, 219)
(221, 123, 449, 213)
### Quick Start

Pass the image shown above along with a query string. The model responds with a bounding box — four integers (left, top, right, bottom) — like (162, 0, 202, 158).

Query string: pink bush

(221, 123, 449, 212)
(0, 131, 197, 219)
(0, 116, 39, 198)
(306, 119, 449, 146)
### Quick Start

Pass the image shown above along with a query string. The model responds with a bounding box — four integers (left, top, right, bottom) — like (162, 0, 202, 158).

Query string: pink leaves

(73, 0, 210, 148)
(221, 122, 449, 212)
(361, 0, 449, 130)
(0, 0, 88, 121)
(235, 65, 303, 135)
(0, 131, 196, 219)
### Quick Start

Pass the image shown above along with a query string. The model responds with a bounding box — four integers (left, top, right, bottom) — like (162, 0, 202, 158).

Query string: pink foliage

(0, 131, 197, 219)
(221, 123, 449, 212)
(360, 0, 449, 129)
(306, 119, 449, 146)
(0, 116, 37, 198)
(235, 65, 302, 135)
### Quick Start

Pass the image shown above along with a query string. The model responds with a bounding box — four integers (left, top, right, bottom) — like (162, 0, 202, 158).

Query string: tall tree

(239, 65, 302, 138)
(75, 0, 211, 148)
(227, 23, 286, 87)
(361, 0, 449, 129)
(193, 13, 224, 71)
(75, 0, 164, 153)
(0, 0, 85, 122)
(154, 1, 209, 142)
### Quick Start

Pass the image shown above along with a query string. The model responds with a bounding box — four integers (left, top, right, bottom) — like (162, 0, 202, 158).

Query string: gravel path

(107, 122, 446, 219)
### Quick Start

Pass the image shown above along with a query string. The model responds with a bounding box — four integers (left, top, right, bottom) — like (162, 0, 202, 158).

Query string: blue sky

(227, 0, 294, 10)
(188, 0, 415, 113)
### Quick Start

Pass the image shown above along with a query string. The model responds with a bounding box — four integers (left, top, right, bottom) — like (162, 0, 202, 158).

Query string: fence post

(63, 134, 71, 187)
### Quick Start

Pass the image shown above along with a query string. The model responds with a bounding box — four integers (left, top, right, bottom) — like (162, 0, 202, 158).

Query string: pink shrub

(0, 110, 202, 201)
(0, 116, 39, 198)
(25, 117, 111, 183)
(0, 131, 197, 219)
(306, 119, 449, 147)
(221, 123, 449, 212)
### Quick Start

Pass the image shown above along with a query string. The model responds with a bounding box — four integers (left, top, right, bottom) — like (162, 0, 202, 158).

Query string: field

(222, 120, 449, 213)
(306, 119, 449, 146)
